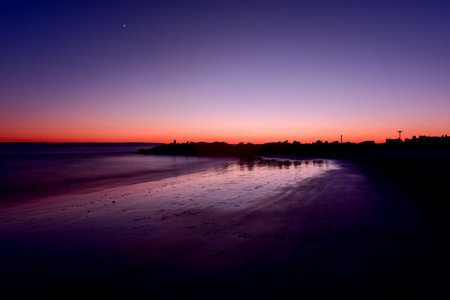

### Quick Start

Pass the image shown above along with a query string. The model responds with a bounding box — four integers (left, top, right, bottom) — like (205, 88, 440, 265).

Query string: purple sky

(1, 0, 449, 143)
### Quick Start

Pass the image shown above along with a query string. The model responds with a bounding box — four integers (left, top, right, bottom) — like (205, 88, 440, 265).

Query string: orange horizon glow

(1, 130, 448, 144)
(2, 103, 448, 145)
(2, 2, 450, 149)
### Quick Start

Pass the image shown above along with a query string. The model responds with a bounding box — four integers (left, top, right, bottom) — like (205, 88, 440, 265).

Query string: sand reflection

(135, 158, 339, 211)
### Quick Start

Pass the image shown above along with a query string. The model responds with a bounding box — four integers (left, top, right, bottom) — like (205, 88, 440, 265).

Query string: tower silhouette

(397, 130, 403, 140)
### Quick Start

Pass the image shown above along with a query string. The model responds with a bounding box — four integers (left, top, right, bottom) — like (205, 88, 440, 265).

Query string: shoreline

(2, 148, 450, 297)
(1, 158, 439, 297)
(0, 155, 235, 208)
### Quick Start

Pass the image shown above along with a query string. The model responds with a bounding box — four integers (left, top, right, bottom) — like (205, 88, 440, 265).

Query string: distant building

(403, 135, 450, 146)
(386, 138, 403, 145)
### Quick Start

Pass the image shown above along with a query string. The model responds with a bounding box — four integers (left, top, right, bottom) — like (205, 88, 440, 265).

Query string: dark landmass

(137, 135, 450, 298)
(137, 135, 450, 157)
(138, 135, 450, 215)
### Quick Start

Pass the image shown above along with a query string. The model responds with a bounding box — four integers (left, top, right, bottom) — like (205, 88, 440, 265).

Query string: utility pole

(340, 135, 342, 143)
(397, 130, 403, 140)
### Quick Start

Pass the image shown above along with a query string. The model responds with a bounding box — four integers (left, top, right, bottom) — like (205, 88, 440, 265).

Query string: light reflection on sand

(1, 157, 387, 297)
(151, 158, 338, 210)
(0, 158, 339, 238)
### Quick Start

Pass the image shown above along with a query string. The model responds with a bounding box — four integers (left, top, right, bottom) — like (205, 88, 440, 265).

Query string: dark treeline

(137, 135, 450, 157)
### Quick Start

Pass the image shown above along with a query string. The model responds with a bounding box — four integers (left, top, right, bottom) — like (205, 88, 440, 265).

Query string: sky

(1, 0, 450, 143)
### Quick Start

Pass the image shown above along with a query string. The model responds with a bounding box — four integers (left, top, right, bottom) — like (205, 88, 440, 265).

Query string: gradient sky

(1, 0, 449, 143)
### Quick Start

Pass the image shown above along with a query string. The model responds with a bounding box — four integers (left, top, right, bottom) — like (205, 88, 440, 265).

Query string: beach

(3, 1, 450, 297)
(1, 155, 440, 298)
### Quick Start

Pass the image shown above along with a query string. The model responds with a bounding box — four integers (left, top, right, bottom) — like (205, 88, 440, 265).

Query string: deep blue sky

(1, 0, 450, 142)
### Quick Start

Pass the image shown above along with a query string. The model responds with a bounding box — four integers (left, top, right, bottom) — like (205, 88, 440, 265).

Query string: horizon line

(1, 134, 448, 145)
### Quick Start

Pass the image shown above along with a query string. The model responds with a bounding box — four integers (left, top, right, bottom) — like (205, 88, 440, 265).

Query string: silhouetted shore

(137, 136, 450, 230)
(136, 136, 450, 210)
(137, 136, 450, 278)
(137, 135, 450, 158)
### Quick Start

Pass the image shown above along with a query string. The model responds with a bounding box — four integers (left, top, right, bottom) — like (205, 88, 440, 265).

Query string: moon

(122, 24, 126, 28)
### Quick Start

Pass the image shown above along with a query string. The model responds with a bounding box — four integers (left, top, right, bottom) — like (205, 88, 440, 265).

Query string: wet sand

(0, 158, 442, 298)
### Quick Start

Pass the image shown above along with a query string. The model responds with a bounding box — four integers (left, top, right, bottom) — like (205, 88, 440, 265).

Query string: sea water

(0, 143, 232, 204)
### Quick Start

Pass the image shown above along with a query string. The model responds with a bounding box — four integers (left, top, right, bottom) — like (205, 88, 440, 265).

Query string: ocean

(0, 143, 233, 205)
